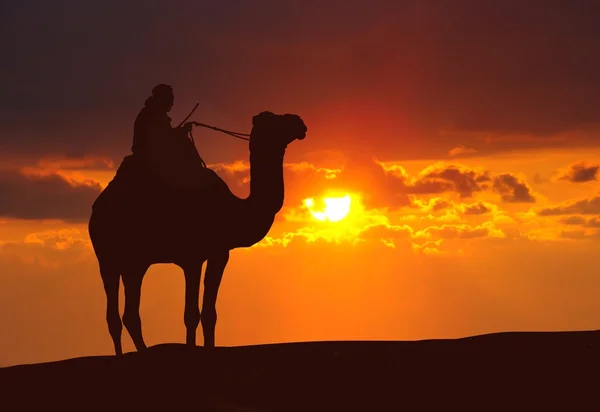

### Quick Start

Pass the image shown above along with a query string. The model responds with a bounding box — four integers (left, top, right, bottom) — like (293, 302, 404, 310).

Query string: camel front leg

(183, 261, 204, 347)
(201, 251, 230, 348)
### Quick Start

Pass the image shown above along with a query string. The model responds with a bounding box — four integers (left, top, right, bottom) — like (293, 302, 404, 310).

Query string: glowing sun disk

(304, 195, 352, 222)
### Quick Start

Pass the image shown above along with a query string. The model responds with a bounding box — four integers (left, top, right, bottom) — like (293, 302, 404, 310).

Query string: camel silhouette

(88, 111, 307, 356)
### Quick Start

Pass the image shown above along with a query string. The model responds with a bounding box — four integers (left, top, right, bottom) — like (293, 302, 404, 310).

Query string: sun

(304, 195, 352, 222)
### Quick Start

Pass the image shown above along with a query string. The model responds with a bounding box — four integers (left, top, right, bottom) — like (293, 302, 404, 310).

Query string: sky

(1, 0, 600, 366)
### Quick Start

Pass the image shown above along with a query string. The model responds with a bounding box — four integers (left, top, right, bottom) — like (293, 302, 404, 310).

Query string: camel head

(250, 111, 307, 151)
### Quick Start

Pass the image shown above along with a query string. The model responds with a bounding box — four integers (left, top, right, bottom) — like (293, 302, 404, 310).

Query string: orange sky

(1, 1, 600, 366)
(1, 146, 599, 366)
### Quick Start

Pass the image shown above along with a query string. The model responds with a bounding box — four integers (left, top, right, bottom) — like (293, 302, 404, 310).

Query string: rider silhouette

(129, 84, 209, 190)
(132, 84, 193, 159)
(92, 84, 210, 213)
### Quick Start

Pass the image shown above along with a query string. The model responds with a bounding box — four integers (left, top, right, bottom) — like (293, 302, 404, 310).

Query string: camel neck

(247, 146, 286, 217)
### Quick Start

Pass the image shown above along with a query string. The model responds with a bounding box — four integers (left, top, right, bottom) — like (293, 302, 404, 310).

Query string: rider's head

(147, 84, 174, 112)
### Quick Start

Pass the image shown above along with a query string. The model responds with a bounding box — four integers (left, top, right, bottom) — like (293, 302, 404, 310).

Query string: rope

(186, 122, 250, 169)
(180, 116, 250, 167)
(187, 132, 207, 168)
(186, 121, 252, 165)
(178, 103, 251, 170)
(178, 102, 251, 141)
(193, 122, 250, 141)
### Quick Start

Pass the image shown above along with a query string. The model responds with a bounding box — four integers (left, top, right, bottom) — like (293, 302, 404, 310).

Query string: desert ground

(1, 330, 599, 411)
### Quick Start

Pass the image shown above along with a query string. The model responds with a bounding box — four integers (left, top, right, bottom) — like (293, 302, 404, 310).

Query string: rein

(177, 102, 251, 168)
(178, 102, 251, 142)
(192, 123, 250, 141)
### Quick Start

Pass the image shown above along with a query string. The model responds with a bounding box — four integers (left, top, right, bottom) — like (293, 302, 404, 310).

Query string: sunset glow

(2, 1, 600, 369)
(304, 195, 352, 223)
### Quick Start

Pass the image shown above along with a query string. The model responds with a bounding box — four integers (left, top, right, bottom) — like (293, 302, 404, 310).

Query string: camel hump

(92, 153, 224, 214)
(119, 138, 216, 189)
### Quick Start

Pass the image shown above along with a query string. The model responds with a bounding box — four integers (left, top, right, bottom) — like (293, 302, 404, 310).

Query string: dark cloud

(294, 158, 493, 209)
(463, 202, 491, 215)
(559, 216, 587, 225)
(409, 165, 490, 198)
(357, 224, 413, 242)
(492, 174, 536, 203)
(559, 228, 600, 240)
(538, 194, 600, 216)
(558, 216, 600, 228)
(448, 146, 478, 157)
(35, 157, 116, 170)
(0, 170, 101, 222)
(393, 164, 534, 205)
(586, 217, 600, 228)
(221, 156, 538, 209)
(533, 173, 546, 184)
(558, 162, 599, 183)
(215, 153, 412, 210)
(404, 179, 455, 197)
(559, 229, 588, 240)
(430, 198, 452, 212)
(299, 153, 412, 209)
(418, 224, 499, 240)
(1, 0, 600, 163)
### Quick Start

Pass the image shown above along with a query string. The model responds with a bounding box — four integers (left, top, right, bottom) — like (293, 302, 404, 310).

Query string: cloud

(492, 174, 536, 203)
(461, 201, 492, 215)
(556, 162, 599, 183)
(0, 227, 93, 268)
(538, 194, 600, 216)
(285, 155, 411, 210)
(209, 160, 250, 175)
(558, 216, 600, 228)
(284, 162, 342, 180)
(586, 217, 600, 228)
(357, 223, 414, 242)
(0, 151, 561, 242)
(387, 162, 535, 205)
(0, 169, 101, 222)
(410, 198, 496, 220)
(213, 157, 540, 213)
(413, 222, 505, 240)
(558, 228, 600, 241)
(410, 239, 447, 255)
(207, 160, 251, 189)
(411, 197, 453, 213)
(35, 157, 116, 171)
(558, 216, 587, 225)
(22, 228, 90, 250)
(408, 163, 491, 198)
(559, 229, 588, 240)
(257, 217, 507, 253)
(264, 188, 509, 252)
(449, 145, 478, 157)
(533, 173, 546, 184)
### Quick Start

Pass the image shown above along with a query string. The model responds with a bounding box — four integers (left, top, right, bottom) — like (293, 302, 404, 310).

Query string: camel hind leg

(122, 266, 149, 352)
(201, 251, 230, 348)
(183, 261, 204, 347)
(100, 266, 123, 356)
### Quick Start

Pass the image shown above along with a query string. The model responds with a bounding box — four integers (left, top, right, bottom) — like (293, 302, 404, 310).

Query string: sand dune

(1, 330, 599, 411)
